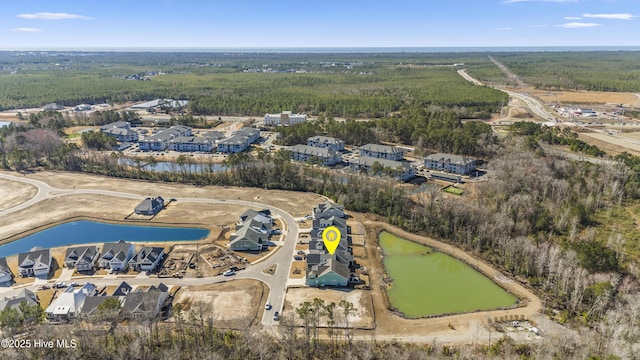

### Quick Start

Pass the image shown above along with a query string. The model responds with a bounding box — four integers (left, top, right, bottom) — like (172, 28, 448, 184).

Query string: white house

(64, 246, 100, 272)
(128, 247, 165, 272)
(17, 247, 51, 277)
(45, 283, 97, 321)
(98, 240, 136, 271)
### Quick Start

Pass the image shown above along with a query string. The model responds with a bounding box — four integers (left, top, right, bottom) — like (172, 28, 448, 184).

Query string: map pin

(322, 226, 341, 255)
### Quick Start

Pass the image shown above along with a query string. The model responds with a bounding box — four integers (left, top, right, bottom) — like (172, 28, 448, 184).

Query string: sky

(1, 0, 638, 49)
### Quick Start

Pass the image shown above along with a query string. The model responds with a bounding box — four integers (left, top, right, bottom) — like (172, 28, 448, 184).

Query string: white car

(265, 302, 272, 310)
(223, 269, 235, 276)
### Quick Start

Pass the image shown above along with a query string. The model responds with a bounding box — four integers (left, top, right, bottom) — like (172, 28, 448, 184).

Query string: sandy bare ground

(0, 170, 326, 243)
(283, 287, 375, 329)
(579, 131, 640, 154)
(0, 178, 37, 212)
(527, 88, 640, 107)
(172, 279, 267, 329)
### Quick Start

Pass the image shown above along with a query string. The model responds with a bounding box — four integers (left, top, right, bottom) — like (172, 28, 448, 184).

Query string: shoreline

(0, 215, 218, 248)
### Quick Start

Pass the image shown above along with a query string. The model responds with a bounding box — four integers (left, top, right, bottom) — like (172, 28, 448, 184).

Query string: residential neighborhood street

(0, 172, 299, 326)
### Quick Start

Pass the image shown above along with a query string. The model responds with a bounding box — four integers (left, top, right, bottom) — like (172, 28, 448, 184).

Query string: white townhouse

(17, 247, 51, 277)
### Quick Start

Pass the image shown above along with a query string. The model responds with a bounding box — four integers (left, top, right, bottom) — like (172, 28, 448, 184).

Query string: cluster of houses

(0, 281, 170, 323)
(305, 202, 356, 287)
(229, 209, 276, 251)
(45, 281, 169, 322)
(99, 121, 261, 154)
(0, 241, 166, 283)
(288, 135, 477, 182)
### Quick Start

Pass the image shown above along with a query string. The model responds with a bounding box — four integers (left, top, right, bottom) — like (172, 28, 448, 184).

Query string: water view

(379, 231, 517, 318)
(0, 121, 11, 128)
(118, 158, 228, 173)
(0, 220, 209, 257)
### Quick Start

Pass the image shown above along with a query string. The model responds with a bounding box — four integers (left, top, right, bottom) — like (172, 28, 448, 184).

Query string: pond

(379, 231, 517, 318)
(0, 121, 12, 128)
(0, 220, 209, 257)
(118, 158, 228, 173)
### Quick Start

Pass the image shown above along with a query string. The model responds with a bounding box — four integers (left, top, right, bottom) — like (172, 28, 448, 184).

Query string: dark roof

(307, 136, 344, 145)
(111, 281, 133, 296)
(0, 257, 10, 273)
(17, 248, 51, 269)
(135, 196, 164, 213)
(65, 246, 99, 264)
(359, 144, 403, 155)
(130, 247, 164, 266)
(290, 144, 338, 158)
(313, 201, 345, 219)
(0, 289, 38, 311)
(101, 240, 133, 262)
(425, 153, 475, 166)
(350, 156, 411, 171)
(80, 296, 120, 315)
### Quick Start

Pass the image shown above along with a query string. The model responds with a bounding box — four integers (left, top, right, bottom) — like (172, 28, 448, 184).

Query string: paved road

(0, 172, 299, 326)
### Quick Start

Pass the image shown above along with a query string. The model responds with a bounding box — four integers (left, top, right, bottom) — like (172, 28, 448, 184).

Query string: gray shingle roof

(351, 156, 411, 170)
(290, 145, 337, 158)
(307, 136, 343, 145)
(360, 144, 403, 155)
(425, 153, 475, 166)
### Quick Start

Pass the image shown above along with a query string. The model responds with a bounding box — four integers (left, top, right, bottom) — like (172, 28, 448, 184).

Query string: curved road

(0, 172, 298, 327)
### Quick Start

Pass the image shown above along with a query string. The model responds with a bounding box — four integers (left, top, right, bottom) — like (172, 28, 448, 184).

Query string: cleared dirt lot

(25, 171, 325, 216)
(0, 170, 325, 244)
(527, 88, 640, 107)
(0, 178, 37, 211)
(283, 287, 375, 329)
(579, 131, 640, 155)
(172, 279, 267, 329)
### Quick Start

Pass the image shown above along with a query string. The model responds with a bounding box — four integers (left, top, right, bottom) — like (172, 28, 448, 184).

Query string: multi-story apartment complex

(424, 153, 476, 175)
(264, 111, 307, 126)
(307, 136, 345, 151)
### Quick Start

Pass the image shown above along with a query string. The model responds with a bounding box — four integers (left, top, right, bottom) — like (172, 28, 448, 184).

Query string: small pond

(118, 158, 228, 173)
(379, 231, 517, 318)
(0, 220, 209, 257)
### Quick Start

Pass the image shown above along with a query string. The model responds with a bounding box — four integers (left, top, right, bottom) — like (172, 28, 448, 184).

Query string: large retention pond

(379, 231, 517, 318)
(0, 220, 209, 258)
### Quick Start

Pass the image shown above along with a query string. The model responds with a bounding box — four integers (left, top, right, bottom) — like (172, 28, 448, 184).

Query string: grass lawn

(443, 185, 464, 196)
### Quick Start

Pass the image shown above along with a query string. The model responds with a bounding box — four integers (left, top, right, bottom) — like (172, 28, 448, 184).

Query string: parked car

(223, 269, 236, 276)
(265, 303, 272, 311)
(273, 311, 280, 321)
(294, 255, 303, 261)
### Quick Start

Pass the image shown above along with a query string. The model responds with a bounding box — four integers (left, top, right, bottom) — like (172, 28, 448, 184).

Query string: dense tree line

(511, 122, 606, 157)
(276, 112, 496, 157)
(489, 51, 640, 92)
